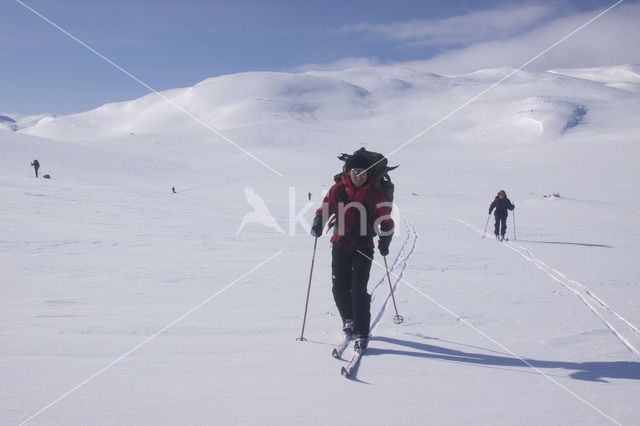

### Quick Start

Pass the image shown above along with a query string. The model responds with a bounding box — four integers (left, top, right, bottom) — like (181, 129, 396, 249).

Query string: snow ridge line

(450, 217, 640, 356)
(370, 216, 418, 331)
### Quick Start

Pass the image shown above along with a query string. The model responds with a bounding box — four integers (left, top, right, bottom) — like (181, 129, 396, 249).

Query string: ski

(332, 334, 352, 359)
(341, 350, 363, 378)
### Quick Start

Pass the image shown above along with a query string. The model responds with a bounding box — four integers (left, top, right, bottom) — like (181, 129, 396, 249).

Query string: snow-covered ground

(2, 64, 640, 425)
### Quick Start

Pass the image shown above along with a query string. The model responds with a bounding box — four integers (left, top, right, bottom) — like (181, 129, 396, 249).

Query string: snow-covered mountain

(0, 114, 17, 131)
(549, 64, 640, 92)
(2, 64, 640, 425)
(16, 64, 640, 141)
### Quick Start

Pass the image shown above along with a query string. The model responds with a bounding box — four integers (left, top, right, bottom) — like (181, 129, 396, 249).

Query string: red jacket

(317, 174, 394, 249)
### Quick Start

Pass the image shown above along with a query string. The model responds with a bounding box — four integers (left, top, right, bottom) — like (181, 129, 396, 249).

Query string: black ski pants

(331, 244, 373, 338)
(494, 213, 508, 236)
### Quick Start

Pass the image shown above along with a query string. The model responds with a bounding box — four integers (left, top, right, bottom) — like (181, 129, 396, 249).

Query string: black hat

(346, 154, 370, 170)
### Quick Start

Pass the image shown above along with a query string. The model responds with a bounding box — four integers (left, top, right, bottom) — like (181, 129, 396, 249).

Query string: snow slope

(549, 64, 640, 92)
(2, 64, 640, 425)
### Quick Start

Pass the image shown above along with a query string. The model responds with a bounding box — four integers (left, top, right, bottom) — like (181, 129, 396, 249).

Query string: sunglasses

(349, 168, 368, 176)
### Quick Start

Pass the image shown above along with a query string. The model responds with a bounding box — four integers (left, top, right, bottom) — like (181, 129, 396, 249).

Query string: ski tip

(332, 349, 340, 358)
(341, 367, 350, 377)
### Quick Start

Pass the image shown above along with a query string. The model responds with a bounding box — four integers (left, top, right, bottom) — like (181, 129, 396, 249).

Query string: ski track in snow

(450, 217, 640, 357)
(370, 216, 418, 332)
(339, 216, 417, 378)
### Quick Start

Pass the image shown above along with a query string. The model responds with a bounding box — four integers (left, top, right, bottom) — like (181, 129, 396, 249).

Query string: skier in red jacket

(310, 154, 393, 353)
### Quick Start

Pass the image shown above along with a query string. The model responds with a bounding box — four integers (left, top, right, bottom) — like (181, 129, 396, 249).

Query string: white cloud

(404, 2, 640, 74)
(339, 5, 553, 48)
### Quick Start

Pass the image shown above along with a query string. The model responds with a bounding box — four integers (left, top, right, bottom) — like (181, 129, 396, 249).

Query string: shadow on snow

(516, 239, 613, 248)
(369, 336, 640, 383)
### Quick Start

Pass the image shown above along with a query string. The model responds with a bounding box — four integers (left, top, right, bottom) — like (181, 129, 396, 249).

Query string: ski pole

(483, 214, 491, 238)
(513, 210, 517, 241)
(297, 237, 318, 341)
(383, 256, 404, 324)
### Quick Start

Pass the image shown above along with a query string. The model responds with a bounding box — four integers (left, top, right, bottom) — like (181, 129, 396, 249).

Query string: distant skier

(489, 190, 515, 240)
(172, 187, 176, 193)
(308, 192, 312, 201)
(310, 151, 394, 354)
(31, 159, 40, 177)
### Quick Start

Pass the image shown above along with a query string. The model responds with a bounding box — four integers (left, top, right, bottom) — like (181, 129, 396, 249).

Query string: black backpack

(335, 147, 397, 210)
(329, 148, 398, 239)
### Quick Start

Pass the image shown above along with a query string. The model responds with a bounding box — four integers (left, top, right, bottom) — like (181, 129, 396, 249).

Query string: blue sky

(1, 0, 638, 115)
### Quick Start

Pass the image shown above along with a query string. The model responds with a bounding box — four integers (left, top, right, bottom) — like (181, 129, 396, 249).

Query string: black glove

(512, 204, 516, 210)
(378, 234, 392, 256)
(310, 212, 323, 237)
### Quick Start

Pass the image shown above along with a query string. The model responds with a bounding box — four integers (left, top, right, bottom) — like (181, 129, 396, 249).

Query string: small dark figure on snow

(172, 187, 176, 194)
(310, 153, 394, 354)
(308, 192, 312, 201)
(31, 159, 40, 177)
(489, 190, 515, 240)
